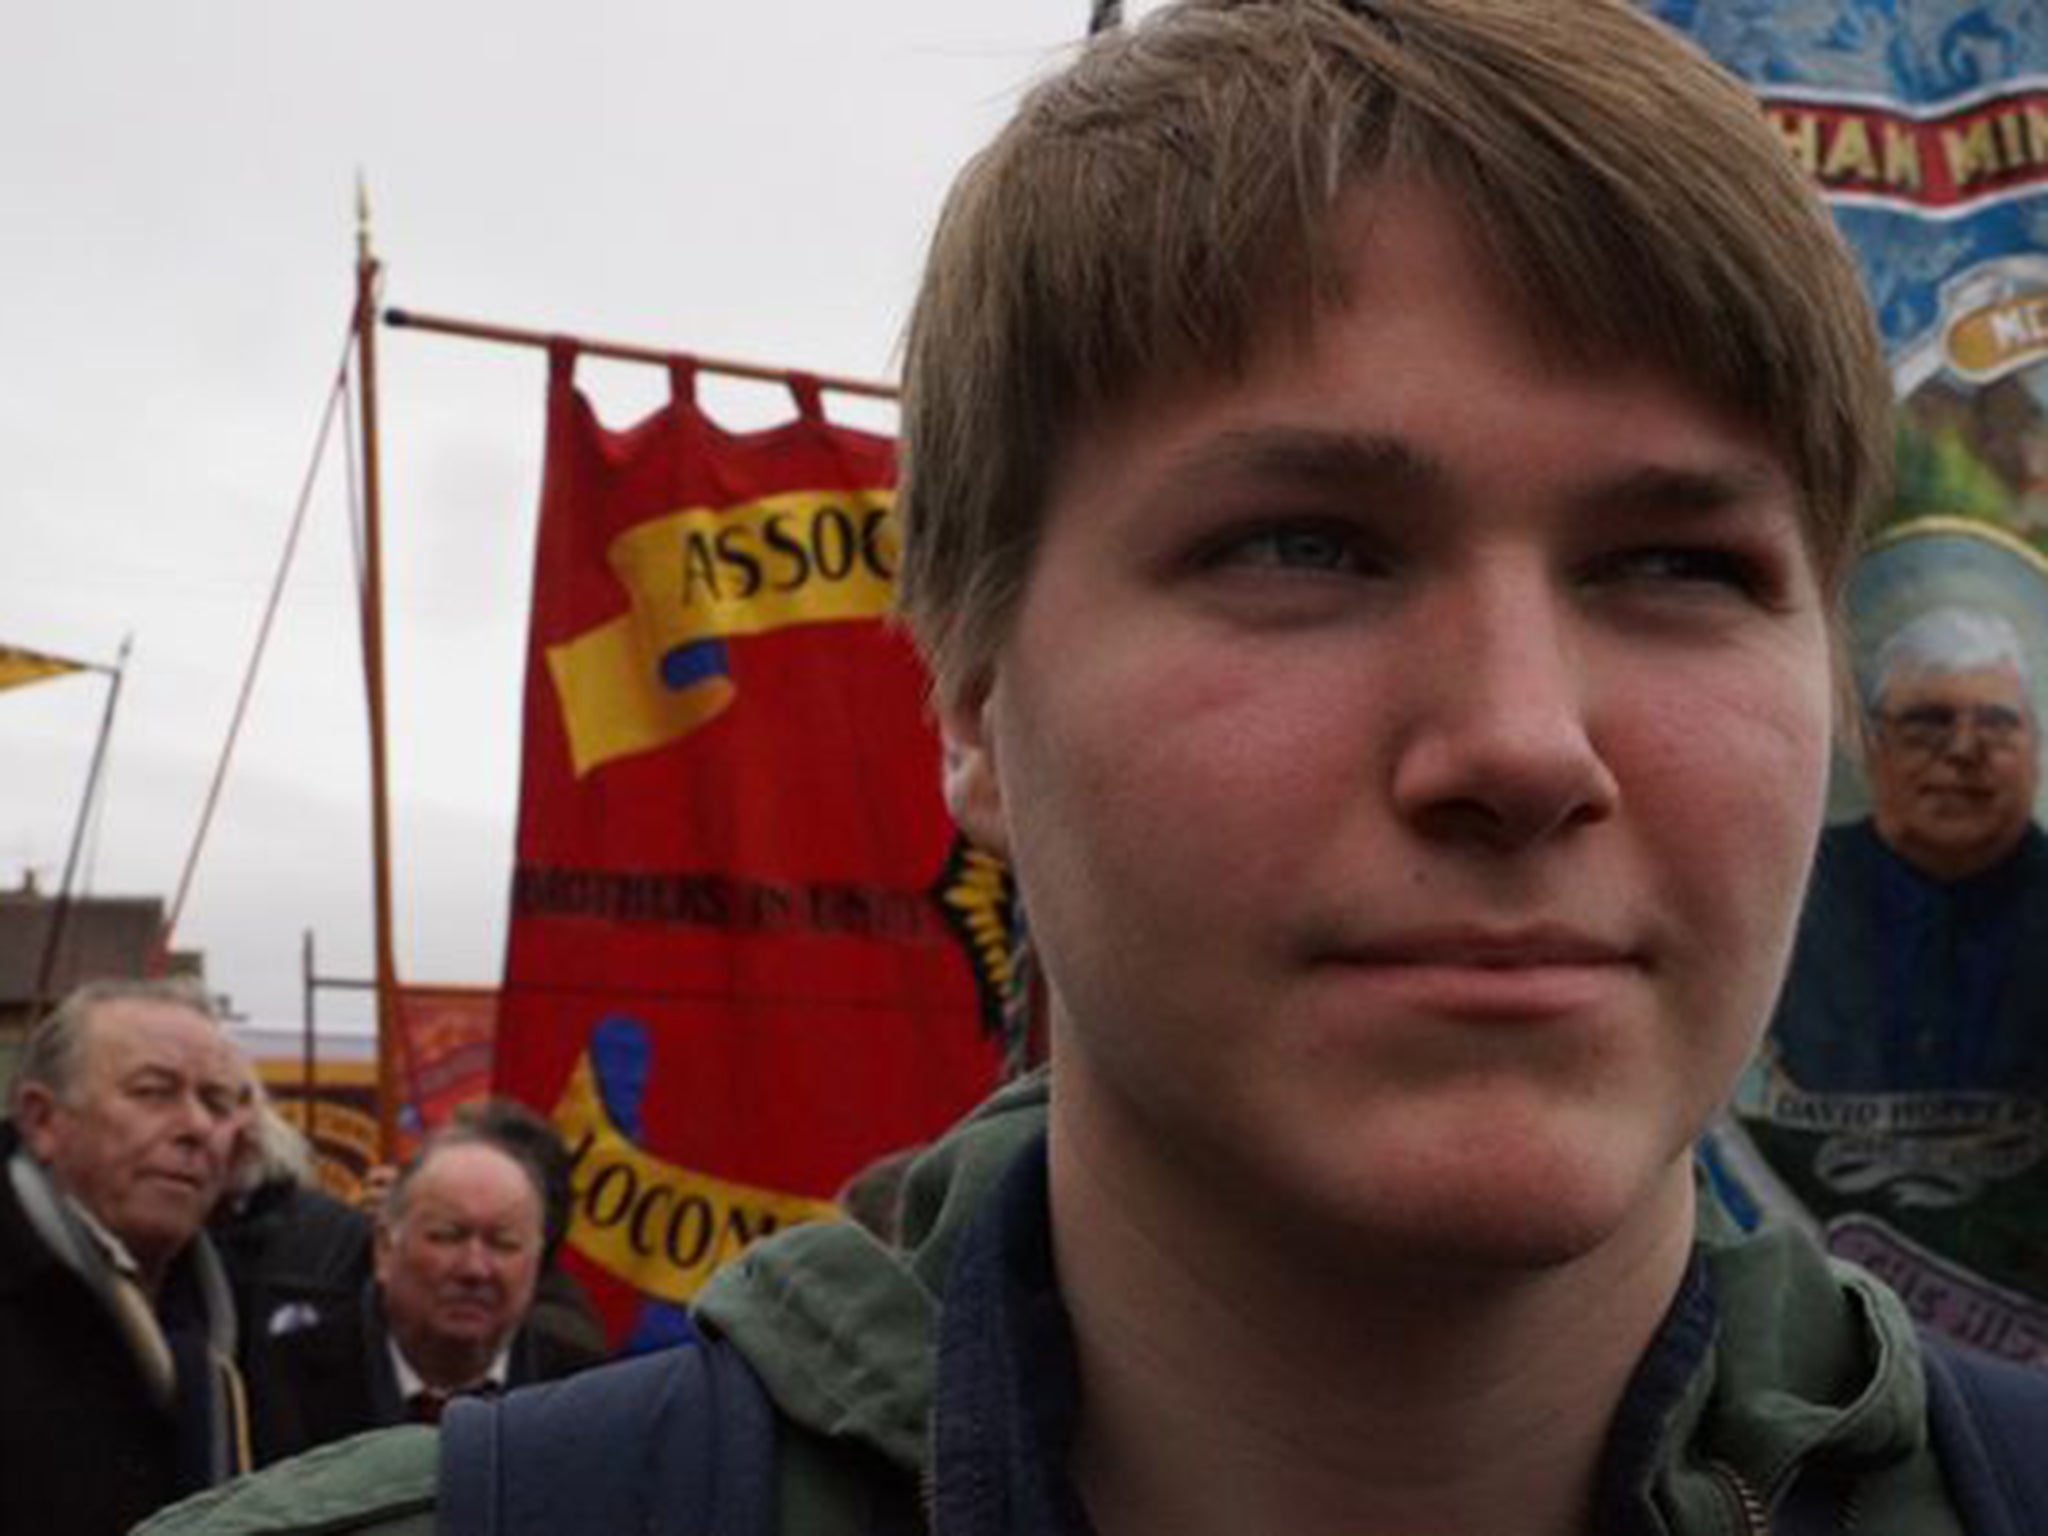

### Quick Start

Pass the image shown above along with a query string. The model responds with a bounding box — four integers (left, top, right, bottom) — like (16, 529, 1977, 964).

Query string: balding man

(0, 977, 247, 1536)
(250, 1125, 604, 1463)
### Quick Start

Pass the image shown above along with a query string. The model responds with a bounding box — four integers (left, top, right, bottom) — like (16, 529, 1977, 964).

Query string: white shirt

(386, 1333, 512, 1402)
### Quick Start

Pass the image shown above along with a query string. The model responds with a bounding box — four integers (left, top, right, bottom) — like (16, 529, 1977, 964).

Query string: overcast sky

(1, 1, 1114, 1031)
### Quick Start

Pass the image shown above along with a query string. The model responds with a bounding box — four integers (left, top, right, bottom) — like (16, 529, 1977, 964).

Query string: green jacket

(137, 1073, 1966, 1535)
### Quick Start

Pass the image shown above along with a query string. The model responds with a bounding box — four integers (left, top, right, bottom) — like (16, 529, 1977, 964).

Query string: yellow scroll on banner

(544, 618, 735, 779)
(553, 1049, 839, 1303)
(543, 488, 898, 778)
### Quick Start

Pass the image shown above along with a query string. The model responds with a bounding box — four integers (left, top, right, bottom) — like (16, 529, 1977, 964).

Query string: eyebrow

(122, 1062, 239, 1096)
(1160, 428, 1445, 505)
(1153, 426, 1785, 525)
(1567, 461, 1788, 522)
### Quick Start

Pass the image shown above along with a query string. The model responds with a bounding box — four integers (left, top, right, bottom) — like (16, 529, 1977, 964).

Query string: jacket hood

(693, 1071, 1051, 1473)
(1649, 1199, 1933, 1528)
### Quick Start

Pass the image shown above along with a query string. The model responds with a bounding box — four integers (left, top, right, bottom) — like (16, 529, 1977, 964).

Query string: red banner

(496, 350, 1007, 1340)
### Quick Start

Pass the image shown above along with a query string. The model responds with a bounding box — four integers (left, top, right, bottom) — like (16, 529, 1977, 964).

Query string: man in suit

(0, 976, 247, 1536)
(252, 1124, 604, 1462)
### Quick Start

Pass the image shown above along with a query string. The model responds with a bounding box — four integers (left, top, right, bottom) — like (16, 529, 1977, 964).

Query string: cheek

(1625, 658, 1831, 985)
(101, 1121, 159, 1185)
(1001, 647, 1366, 1085)
(1004, 641, 1339, 901)
(395, 1246, 448, 1292)
(2002, 760, 2039, 811)
(1866, 757, 1910, 811)
(124, 1109, 182, 1160)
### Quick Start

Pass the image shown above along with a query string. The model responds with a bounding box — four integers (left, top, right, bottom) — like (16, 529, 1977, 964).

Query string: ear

(372, 1218, 397, 1286)
(12, 1081, 62, 1165)
(938, 675, 1012, 859)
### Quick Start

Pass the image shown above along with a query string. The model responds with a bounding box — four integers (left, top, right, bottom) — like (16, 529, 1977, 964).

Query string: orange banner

(393, 985, 499, 1155)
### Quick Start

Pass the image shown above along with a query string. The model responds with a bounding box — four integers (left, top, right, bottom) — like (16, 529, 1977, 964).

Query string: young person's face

(943, 183, 1835, 1269)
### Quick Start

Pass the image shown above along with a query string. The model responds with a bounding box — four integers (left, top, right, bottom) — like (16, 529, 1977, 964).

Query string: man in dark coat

(251, 1125, 604, 1463)
(0, 977, 246, 1536)
(211, 1074, 376, 1422)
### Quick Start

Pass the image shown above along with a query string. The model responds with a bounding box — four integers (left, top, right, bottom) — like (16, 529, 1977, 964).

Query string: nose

(1943, 715, 1993, 760)
(1389, 559, 1618, 850)
(454, 1236, 509, 1286)
(169, 1088, 216, 1146)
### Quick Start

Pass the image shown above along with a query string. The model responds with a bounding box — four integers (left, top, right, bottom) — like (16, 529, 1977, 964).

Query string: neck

(131, 1251, 171, 1301)
(392, 1328, 501, 1393)
(1050, 1100, 1694, 1536)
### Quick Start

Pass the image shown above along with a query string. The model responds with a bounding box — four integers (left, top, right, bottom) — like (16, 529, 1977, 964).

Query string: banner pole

(383, 307, 899, 402)
(32, 636, 130, 1016)
(300, 927, 318, 1144)
(355, 181, 404, 1161)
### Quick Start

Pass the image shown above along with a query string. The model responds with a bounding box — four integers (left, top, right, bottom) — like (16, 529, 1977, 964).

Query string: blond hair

(895, 0, 1891, 703)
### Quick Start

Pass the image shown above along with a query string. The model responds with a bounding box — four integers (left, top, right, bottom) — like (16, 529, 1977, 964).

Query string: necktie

(406, 1380, 500, 1424)
(406, 1389, 449, 1425)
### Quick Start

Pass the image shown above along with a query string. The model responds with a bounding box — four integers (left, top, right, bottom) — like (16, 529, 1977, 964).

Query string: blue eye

(1216, 523, 1368, 574)
(1592, 545, 1771, 600)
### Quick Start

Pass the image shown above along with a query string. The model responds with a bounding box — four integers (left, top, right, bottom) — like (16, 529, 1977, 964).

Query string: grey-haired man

(1, 977, 246, 1536)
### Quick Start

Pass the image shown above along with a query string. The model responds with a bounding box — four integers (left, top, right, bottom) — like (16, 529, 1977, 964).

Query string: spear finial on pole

(355, 170, 373, 267)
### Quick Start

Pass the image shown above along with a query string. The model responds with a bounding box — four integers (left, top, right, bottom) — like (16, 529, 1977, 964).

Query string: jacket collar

(929, 1136, 1728, 1536)
(699, 1073, 1927, 1533)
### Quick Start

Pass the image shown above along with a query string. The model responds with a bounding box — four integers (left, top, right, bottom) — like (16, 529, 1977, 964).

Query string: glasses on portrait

(1875, 703, 2031, 755)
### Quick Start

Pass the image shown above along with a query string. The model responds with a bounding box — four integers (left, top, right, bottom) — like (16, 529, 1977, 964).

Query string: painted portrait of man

(1718, 522, 2048, 1367)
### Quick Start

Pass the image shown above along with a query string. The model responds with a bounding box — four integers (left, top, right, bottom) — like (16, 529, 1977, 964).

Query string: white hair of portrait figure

(1868, 607, 2034, 713)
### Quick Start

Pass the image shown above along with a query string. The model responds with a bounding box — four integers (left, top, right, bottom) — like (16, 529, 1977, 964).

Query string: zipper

(1707, 1459, 1854, 1536)
(1709, 1458, 1771, 1536)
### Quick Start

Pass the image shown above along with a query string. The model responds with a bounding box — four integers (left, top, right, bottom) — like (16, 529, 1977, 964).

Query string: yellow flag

(0, 644, 87, 694)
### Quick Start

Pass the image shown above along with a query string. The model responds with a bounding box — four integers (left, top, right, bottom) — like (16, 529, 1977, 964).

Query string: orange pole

(356, 188, 404, 1159)
(383, 307, 899, 402)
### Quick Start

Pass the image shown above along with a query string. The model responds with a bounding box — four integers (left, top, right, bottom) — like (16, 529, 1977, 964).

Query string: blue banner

(1653, 3, 2048, 397)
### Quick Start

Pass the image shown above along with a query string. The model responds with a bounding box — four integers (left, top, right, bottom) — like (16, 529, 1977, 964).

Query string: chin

(433, 1315, 504, 1342)
(1294, 1118, 1691, 1277)
(1377, 1188, 1646, 1272)
(125, 1215, 205, 1261)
